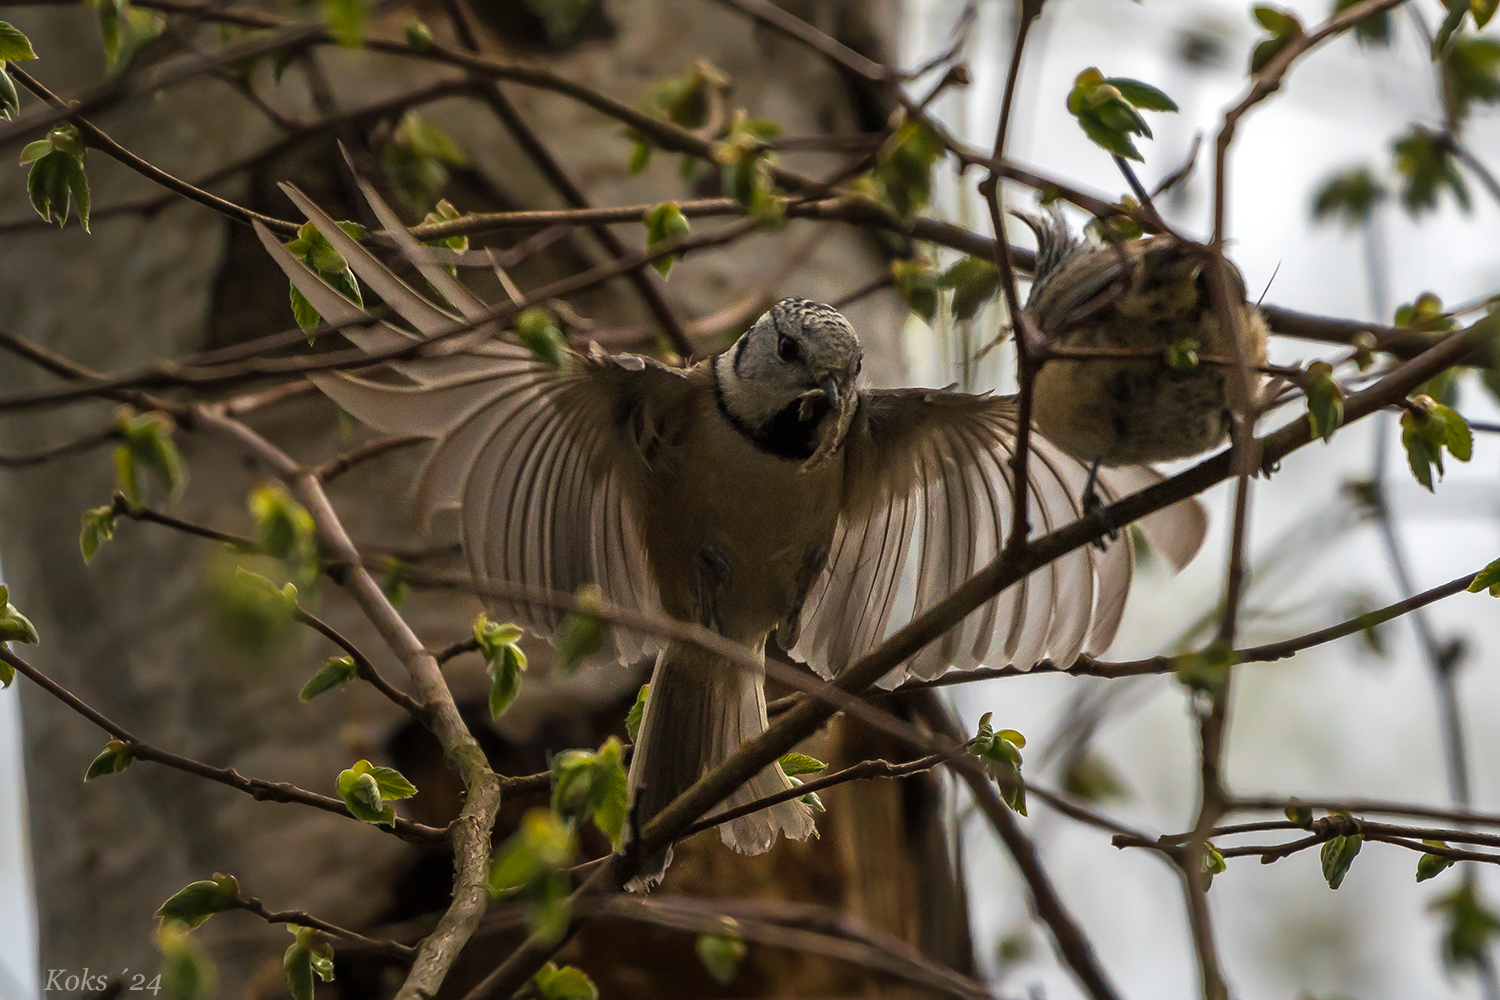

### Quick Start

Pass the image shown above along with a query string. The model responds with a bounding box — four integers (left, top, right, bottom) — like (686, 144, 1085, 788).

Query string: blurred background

(3, 0, 1500, 998)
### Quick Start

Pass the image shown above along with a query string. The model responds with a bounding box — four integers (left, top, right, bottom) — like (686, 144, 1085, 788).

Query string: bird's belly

(1033, 360, 1232, 466)
(645, 428, 842, 642)
(1031, 306, 1264, 466)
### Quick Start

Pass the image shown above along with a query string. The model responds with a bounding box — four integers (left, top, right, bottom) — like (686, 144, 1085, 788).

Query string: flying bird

(254, 183, 1208, 883)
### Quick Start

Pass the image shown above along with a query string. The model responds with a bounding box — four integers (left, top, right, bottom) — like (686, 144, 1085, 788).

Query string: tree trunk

(0, 3, 974, 995)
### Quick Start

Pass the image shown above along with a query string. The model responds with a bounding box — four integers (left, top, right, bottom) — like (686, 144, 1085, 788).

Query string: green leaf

(1248, 7, 1304, 74)
(249, 483, 319, 582)
(114, 409, 184, 502)
(1066, 68, 1175, 162)
(532, 963, 598, 1000)
(300, 656, 358, 701)
(404, 16, 433, 50)
(969, 712, 1026, 815)
(1201, 843, 1226, 889)
(938, 256, 1001, 322)
(627, 139, 652, 176)
(322, 0, 369, 47)
(1432, 881, 1500, 970)
(155, 873, 241, 928)
(285, 221, 362, 335)
(696, 926, 747, 986)
(1418, 842, 1456, 882)
(1477, 0, 1500, 30)
(522, 0, 597, 48)
(644, 201, 690, 278)
(26, 147, 89, 230)
(337, 759, 415, 823)
(489, 809, 575, 893)
(643, 58, 731, 131)
(1393, 128, 1469, 217)
(1311, 166, 1386, 227)
(625, 683, 649, 742)
(1061, 751, 1130, 802)
(1320, 833, 1362, 889)
(79, 503, 118, 563)
(289, 286, 321, 337)
(713, 113, 785, 223)
(1304, 361, 1345, 443)
(1438, 403, 1473, 461)
(0, 67, 19, 121)
(871, 116, 944, 218)
(96, 0, 166, 72)
(1400, 396, 1471, 491)
(778, 752, 827, 778)
(1468, 558, 1500, 596)
(1435, 0, 1473, 55)
(84, 739, 134, 780)
(475, 616, 528, 718)
(382, 110, 466, 211)
(155, 920, 216, 1000)
(488, 810, 577, 943)
(419, 198, 468, 252)
(1174, 642, 1235, 695)
(365, 764, 416, 800)
(1284, 800, 1313, 826)
(891, 256, 938, 323)
(0, 22, 37, 61)
(555, 591, 607, 675)
(552, 737, 630, 850)
(1102, 77, 1178, 111)
(0, 586, 39, 646)
(1445, 35, 1500, 125)
(1333, 0, 1391, 45)
(16, 141, 51, 168)
(515, 307, 570, 372)
(0, 657, 11, 689)
(283, 944, 314, 1000)
(1395, 291, 1456, 332)
(334, 767, 393, 827)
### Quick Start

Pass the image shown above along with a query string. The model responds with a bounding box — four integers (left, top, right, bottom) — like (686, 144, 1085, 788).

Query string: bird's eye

(777, 334, 800, 363)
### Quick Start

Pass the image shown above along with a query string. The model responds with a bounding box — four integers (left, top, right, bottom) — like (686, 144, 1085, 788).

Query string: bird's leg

(695, 545, 733, 631)
(1080, 457, 1119, 549)
(776, 543, 829, 650)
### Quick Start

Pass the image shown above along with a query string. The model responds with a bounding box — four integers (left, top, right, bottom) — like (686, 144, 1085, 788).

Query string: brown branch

(293, 608, 424, 718)
(0, 426, 117, 467)
(679, 747, 964, 840)
(445, 0, 694, 358)
(315, 434, 427, 483)
(8, 66, 301, 234)
(237, 894, 417, 961)
(193, 406, 500, 1000)
(0, 647, 444, 842)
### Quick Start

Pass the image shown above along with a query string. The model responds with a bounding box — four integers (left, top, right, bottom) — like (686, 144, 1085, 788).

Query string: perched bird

(254, 181, 1207, 883)
(1022, 211, 1269, 473)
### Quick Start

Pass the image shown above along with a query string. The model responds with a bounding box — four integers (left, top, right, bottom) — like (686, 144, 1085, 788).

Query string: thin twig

(0, 647, 445, 842)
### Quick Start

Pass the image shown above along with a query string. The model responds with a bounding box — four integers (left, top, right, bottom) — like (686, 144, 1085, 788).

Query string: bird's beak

(800, 374, 857, 474)
(817, 376, 841, 410)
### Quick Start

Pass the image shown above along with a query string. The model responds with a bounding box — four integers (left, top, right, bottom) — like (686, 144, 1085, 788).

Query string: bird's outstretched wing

(253, 180, 690, 663)
(787, 389, 1206, 684)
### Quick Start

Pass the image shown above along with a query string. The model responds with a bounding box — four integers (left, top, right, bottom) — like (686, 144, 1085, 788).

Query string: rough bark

(0, 2, 974, 996)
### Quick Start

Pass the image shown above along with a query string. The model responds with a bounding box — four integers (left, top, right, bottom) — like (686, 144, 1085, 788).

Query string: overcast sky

(904, 1, 1500, 998)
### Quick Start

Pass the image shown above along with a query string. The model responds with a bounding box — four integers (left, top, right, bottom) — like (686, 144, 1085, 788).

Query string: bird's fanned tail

(626, 641, 814, 889)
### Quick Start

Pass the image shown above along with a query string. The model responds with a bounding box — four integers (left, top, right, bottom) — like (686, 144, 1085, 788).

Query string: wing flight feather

(259, 189, 690, 664)
(790, 389, 1205, 685)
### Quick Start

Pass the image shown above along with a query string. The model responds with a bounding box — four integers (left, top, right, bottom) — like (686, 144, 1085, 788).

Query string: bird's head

(714, 297, 863, 470)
